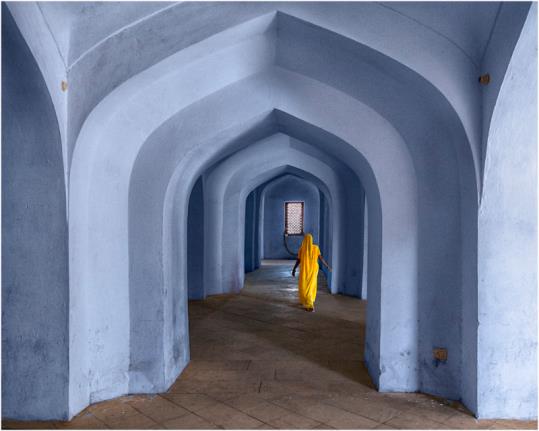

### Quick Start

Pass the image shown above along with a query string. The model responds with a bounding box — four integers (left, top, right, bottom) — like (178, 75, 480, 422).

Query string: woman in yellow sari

(291, 233, 331, 312)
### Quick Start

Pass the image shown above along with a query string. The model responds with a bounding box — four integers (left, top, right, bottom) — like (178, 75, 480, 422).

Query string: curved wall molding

(1, 7, 69, 420)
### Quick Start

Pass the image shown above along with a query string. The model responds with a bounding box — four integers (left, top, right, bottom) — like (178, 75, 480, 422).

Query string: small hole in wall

(433, 347, 448, 367)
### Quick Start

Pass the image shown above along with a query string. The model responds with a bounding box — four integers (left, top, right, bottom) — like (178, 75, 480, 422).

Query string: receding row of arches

(69, 28, 475, 415)
(187, 135, 366, 301)
(3, 2, 536, 422)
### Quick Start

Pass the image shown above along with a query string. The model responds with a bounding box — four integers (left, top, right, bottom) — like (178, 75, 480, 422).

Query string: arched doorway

(68, 14, 475, 418)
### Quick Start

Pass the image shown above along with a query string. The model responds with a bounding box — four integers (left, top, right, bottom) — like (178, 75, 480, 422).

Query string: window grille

(285, 202, 304, 235)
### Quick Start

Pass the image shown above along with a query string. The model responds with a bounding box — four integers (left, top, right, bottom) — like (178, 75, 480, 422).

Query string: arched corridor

(2, 1, 537, 426)
(4, 261, 536, 429)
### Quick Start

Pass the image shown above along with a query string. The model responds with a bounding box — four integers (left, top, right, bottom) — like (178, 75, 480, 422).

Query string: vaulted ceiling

(9, 1, 508, 197)
(37, 1, 500, 68)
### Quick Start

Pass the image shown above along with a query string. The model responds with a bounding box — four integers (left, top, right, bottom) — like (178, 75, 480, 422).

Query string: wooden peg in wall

(478, 74, 490, 85)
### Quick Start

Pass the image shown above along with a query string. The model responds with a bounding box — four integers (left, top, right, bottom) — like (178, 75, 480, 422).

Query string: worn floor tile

(2, 420, 56, 429)
(127, 395, 190, 423)
(104, 412, 158, 429)
(255, 423, 277, 429)
(162, 413, 218, 429)
(492, 419, 538, 429)
(406, 400, 460, 424)
(194, 401, 263, 429)
(54, 413, 107, 429)
(324, 395, 401, 423)
(299, 402, 379, 429)
(442, 413, 504, 430)
(223, 393, 268, 412)
(242, 401, 294, 423)
(374, 423, 398, 430)
(88, 400, 140, 422)
(161, 393, 220, 413)
(267, 412, 323, 429)
(385, 411, 446, 429)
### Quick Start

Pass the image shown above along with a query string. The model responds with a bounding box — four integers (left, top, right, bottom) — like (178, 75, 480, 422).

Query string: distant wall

(1, 6, 69, 420)
(477, 4, 537, 419)
(262, 175, 320, 259)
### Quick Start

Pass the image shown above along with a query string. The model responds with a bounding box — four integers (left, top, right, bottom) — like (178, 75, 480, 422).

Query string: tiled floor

(3, 260, 537, 430)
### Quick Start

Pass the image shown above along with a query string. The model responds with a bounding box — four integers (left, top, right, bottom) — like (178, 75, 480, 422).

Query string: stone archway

(68, 16, 475, 417)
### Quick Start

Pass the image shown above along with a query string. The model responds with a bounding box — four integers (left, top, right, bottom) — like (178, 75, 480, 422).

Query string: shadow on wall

(1, 5, 69, 420)
(188, 176, 205, 300)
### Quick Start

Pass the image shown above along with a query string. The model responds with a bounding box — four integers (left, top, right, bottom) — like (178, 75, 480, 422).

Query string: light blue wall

(65, 10, 473, 415)
(187, 176, 205, 300)
(8, 1, 501, 192)
(318, 189, 332, 285)
(1, 5, 69, 420)
(262, 175, 320, 259)
(3, 2, 536, 421)
(477, 4, 537, 419)
(480, 2, 531, 181)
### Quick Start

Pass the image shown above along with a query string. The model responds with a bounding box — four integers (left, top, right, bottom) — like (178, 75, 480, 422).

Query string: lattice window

(285, 201, 304, 235)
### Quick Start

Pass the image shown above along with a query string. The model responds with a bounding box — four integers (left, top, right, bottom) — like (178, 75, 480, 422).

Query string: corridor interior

(3, 261, 536, 430)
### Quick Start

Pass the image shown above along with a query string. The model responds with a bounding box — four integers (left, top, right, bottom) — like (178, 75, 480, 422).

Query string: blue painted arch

(68, 14, 473, 417)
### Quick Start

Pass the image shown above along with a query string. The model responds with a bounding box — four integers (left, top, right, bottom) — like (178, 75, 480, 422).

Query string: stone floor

(3, 260, 537, 430)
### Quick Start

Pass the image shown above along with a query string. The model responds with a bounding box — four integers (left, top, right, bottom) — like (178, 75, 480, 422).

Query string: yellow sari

(297, 234, 320, 309)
